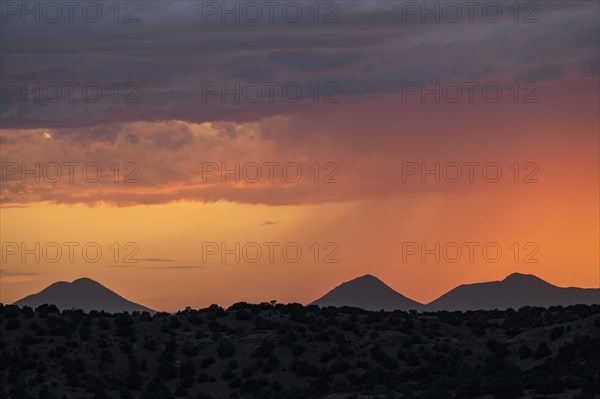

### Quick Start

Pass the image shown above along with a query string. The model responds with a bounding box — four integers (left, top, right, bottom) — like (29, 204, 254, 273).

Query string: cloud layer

(1, 1, 598, 206)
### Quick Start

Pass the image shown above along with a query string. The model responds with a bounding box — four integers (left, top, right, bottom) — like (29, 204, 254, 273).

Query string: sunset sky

(1, 1, 598, 312)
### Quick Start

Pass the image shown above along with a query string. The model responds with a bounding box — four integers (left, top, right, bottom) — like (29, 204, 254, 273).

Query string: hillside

(0, 302, 598, 398)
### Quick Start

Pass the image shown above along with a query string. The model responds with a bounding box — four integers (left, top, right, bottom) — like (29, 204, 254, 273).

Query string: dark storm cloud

(582, 57, 600, 77)
(1, 1, 597, 129)
(517, 64, 564, 82)
(268, 50, 362, 72)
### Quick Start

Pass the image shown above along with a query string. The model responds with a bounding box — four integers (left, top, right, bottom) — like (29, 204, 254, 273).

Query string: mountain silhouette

(12, 273, 599, 314)
(428, 272, 600, 311)
(14, 277, 154, 313)
(311, 274, 426, 311)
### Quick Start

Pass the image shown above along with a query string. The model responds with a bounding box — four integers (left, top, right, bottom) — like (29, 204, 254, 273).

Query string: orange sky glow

(1, 2, 599, 311)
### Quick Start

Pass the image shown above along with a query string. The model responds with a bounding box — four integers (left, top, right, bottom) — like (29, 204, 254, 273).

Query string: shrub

(217, 340, 235, 358)
(201, 357, 215, 369)
(6, 319, 21, 331)
(532, 342, 551, 359)
(550, 326, 565, 340)
(518, 344, 532, 360)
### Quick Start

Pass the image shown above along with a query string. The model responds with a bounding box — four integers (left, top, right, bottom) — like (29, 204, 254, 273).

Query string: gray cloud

(141, 258, 178, 263)
(582, 57, 600, 77)
(1, 1, 596, 129)
(261, 220, 282, 226)
(141, 266, 206, 270)
(517, 64, 564, 82)
(1, 1, 598, 207)
(0, 269, 39, 277)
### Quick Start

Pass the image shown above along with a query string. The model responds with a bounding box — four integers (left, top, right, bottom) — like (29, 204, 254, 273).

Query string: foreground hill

(428, 273, 600, 311)
(312, 274, 426, 311)
(1, 302, 599, 398)
(13, 278, 154, 314)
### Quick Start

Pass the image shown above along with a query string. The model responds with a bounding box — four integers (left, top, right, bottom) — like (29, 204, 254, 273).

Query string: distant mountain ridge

(10, 273, 600, 314)
(428, 272, 600, 311)
(312, 274, 426, 311)
(312, 273, 599, 312)
(14, 278, 154, 313)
